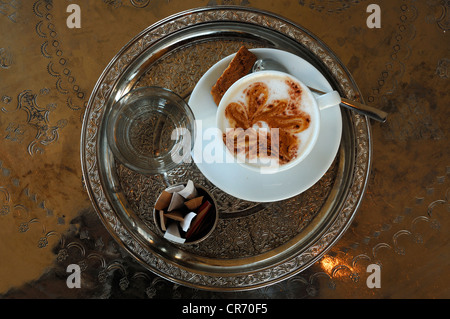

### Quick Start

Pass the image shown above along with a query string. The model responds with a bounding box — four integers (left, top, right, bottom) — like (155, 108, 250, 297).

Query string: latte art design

(223, 79, 312, 165)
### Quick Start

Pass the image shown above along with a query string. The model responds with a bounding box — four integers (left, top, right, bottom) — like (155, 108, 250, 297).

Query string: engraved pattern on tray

(116, 40, 340, 258)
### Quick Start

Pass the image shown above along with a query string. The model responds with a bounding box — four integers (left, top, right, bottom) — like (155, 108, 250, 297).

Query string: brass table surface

(0, 0, 448, 299)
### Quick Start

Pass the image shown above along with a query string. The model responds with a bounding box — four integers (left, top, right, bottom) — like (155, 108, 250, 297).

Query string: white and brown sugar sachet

(155, 180, 214, 244)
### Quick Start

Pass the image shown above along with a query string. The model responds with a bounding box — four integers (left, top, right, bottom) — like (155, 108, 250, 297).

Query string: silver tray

(80, 6, 371, 291)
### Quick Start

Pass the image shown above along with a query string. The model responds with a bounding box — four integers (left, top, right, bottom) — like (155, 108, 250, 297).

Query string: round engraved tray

(81, 7, 371, 291)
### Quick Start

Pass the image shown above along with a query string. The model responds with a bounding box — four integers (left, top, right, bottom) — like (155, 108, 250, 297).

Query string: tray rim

(80, 5, 372, 291)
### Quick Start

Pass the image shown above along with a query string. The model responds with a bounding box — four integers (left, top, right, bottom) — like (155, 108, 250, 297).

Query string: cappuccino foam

(221, 73, 317, 166)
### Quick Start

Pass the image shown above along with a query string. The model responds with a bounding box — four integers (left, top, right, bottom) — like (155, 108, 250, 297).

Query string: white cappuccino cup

(216, 70, 341, 174)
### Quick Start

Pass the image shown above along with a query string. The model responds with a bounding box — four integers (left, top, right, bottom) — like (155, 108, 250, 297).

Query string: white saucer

(189, 48, 342, 202)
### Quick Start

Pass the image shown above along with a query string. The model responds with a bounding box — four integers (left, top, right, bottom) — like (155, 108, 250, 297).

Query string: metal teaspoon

(252, 58, 388, 123)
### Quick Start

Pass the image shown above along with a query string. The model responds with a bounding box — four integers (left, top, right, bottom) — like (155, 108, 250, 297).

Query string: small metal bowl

(153, 182, 218, 245)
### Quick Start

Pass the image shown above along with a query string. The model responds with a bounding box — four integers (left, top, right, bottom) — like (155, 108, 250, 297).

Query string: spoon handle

(253, 58, 388, 123)
(308, 86, 387, 123)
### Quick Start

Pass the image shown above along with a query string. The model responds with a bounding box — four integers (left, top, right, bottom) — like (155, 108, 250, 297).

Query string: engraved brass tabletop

(0, 1, 448, 298)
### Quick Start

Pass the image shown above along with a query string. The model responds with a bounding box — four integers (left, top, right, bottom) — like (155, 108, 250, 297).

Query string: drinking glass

(106, 86, 196, 175)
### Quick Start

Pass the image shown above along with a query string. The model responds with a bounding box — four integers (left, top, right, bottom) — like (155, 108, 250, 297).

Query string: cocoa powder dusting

(224, 80, 311, 164)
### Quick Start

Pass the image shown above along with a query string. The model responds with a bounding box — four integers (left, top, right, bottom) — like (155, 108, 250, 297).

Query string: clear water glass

(106, 86, 196, 175)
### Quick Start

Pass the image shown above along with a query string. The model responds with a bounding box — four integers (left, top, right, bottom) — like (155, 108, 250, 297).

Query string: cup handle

(315, 91, 341, 110)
